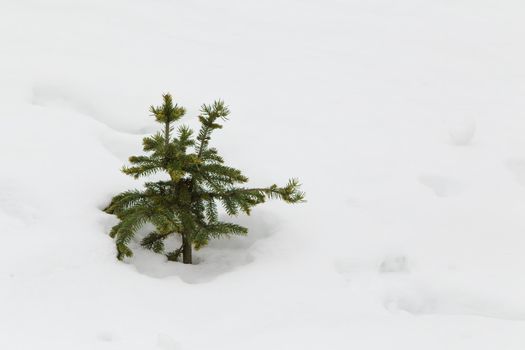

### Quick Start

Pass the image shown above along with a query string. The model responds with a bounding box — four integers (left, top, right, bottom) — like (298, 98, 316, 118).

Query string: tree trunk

(182, 234, 192, 264)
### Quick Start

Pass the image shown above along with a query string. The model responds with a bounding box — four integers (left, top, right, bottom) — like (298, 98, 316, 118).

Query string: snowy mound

(2, 1, 525, 349)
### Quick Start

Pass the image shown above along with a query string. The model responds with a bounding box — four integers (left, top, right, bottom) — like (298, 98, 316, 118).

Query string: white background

(1, 0, 525, 349)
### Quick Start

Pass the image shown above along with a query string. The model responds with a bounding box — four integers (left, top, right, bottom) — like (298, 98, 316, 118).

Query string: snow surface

(2, 0, 525, 349)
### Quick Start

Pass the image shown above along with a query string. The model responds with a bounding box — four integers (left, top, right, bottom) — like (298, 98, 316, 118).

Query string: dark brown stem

(182, 234, 192, 264)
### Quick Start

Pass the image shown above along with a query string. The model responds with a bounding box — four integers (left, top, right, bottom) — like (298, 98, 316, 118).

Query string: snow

(2, 0, 525, 349)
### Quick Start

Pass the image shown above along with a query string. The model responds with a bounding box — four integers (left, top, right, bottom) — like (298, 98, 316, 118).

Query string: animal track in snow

(448, 118, 476, 146)
(334, 255, 410, 283)
(418, 175, 464, 197)
(379, 255, 410, 273)
(335, 256, 525, 321)
(96, 331, 115, 342)
(384, 286, 525, 321)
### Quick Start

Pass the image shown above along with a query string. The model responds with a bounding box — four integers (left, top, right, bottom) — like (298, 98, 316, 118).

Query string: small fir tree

(104, 94, 304, 264)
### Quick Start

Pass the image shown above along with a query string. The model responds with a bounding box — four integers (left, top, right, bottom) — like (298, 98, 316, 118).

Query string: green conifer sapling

(104, 94, 305, 264)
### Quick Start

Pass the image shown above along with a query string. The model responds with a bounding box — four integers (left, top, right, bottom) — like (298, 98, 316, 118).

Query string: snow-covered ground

(2, 0, 525, 349)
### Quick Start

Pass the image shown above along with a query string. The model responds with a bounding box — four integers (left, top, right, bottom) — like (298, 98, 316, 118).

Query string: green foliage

(104, 93, 305, 263)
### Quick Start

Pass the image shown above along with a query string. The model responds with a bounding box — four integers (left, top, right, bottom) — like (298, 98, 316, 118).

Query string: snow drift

(2, 0, 525, 349)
